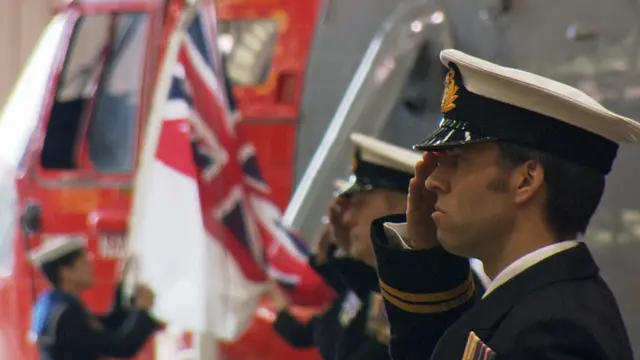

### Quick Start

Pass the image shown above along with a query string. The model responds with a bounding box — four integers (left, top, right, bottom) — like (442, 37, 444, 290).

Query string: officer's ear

(513, 160, 545, 204)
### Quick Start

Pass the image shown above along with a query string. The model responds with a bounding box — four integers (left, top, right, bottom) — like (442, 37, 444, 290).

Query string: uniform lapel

(431, 243, 600, 359)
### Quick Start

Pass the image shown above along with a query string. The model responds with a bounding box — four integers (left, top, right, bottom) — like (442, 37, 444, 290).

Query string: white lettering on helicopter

(98, 234, 127, 260)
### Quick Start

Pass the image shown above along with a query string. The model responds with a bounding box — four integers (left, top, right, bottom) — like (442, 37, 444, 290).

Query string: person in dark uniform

(29, 236, 162, 360)
(267, 133, 489, 360)
(370, 49, 640, 360)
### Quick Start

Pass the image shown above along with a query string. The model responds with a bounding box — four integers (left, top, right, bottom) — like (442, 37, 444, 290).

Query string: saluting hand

(328, 196, 351, 251)
(313, 222, 334, 263)
(406, 152, 439, 250)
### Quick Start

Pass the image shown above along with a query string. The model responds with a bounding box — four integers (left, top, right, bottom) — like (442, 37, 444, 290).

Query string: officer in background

(29, 236, 162, 360)
(370, 49, 638, 360)
(267, 133, 488, 360)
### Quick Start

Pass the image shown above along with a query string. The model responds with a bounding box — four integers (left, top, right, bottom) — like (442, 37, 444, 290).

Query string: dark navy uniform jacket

(31, 284, 160, 360)
(274, 246, 488, 360)
(273, 246, 392, 360)
(370, 214, 634, 360)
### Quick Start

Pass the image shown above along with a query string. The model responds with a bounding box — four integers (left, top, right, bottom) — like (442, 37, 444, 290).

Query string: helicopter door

(30, 10, 156, 313)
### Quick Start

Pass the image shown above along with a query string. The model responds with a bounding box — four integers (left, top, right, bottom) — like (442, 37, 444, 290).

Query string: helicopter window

(40, 13, 148, 173)
(41, 14, 112, 169)
(217, 19, 279, 85)
(87, 13, 149, 173)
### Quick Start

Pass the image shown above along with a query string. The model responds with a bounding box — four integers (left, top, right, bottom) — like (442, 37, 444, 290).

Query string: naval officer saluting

(370, 49, 638, 360)
(269, 133, 489, 360)
(29, 236, 161, 360)
(269, 134, 422, 360)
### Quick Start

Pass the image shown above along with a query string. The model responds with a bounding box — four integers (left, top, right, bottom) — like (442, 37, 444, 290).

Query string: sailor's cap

(336, 133, 422, 197)
(29, 236, 87, 267)
(415, 49, 640, 175)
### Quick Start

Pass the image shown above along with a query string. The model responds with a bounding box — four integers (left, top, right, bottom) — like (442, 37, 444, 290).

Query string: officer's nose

(425, 156, 451, 194)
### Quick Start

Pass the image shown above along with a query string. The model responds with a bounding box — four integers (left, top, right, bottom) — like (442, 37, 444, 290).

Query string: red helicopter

(0, 0, 327, 359)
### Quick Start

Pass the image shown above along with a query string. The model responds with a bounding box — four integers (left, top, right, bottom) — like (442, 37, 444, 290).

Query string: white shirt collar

(482, 240, 580, 298)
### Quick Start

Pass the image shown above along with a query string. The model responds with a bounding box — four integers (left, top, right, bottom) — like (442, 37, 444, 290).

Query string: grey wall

(295, 0, 414, 182)
(0, 0, 52, 108)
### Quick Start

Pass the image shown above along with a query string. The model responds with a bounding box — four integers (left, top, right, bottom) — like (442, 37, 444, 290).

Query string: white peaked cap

(415, 49, 640, 175)
(350, 133, 422, 174)
(439, 49, 640, 143)
(29, 236, 87, 267)
(334, 133, 422, 196)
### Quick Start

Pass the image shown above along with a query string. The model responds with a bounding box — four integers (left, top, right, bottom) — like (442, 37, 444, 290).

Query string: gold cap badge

(441, 69, 459, 113)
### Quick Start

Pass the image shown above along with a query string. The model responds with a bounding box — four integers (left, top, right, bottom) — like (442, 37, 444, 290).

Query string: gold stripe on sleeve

(379, 272, 473, 303)
(380, 280, 474, 314)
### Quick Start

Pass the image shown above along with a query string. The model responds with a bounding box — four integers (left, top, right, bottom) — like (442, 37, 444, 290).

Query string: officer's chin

(437, 232, 474, 258)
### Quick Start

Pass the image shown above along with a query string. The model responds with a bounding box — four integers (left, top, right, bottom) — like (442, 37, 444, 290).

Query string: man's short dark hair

(496, 142, 606, 241)
(40, 249, 84, 288)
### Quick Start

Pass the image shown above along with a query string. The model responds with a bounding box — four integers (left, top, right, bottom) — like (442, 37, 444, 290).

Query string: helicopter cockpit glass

(88, 14, 148, 173)
(218, 19, 279, 86)
(41, 12, 149, 174)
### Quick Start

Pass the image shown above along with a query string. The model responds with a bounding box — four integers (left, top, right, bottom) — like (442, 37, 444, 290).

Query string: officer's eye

(438, 153, 460, 167)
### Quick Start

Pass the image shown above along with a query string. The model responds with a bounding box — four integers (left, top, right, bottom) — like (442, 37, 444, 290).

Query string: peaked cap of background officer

(416, 49, 640, 175)
(30, 236, 86, 268)
(335, 133, 422, 197)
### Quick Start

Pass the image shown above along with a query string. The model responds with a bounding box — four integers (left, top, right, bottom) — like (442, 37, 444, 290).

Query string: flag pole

(124, 0, 218, 359)
(124, 0, 198, 300)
